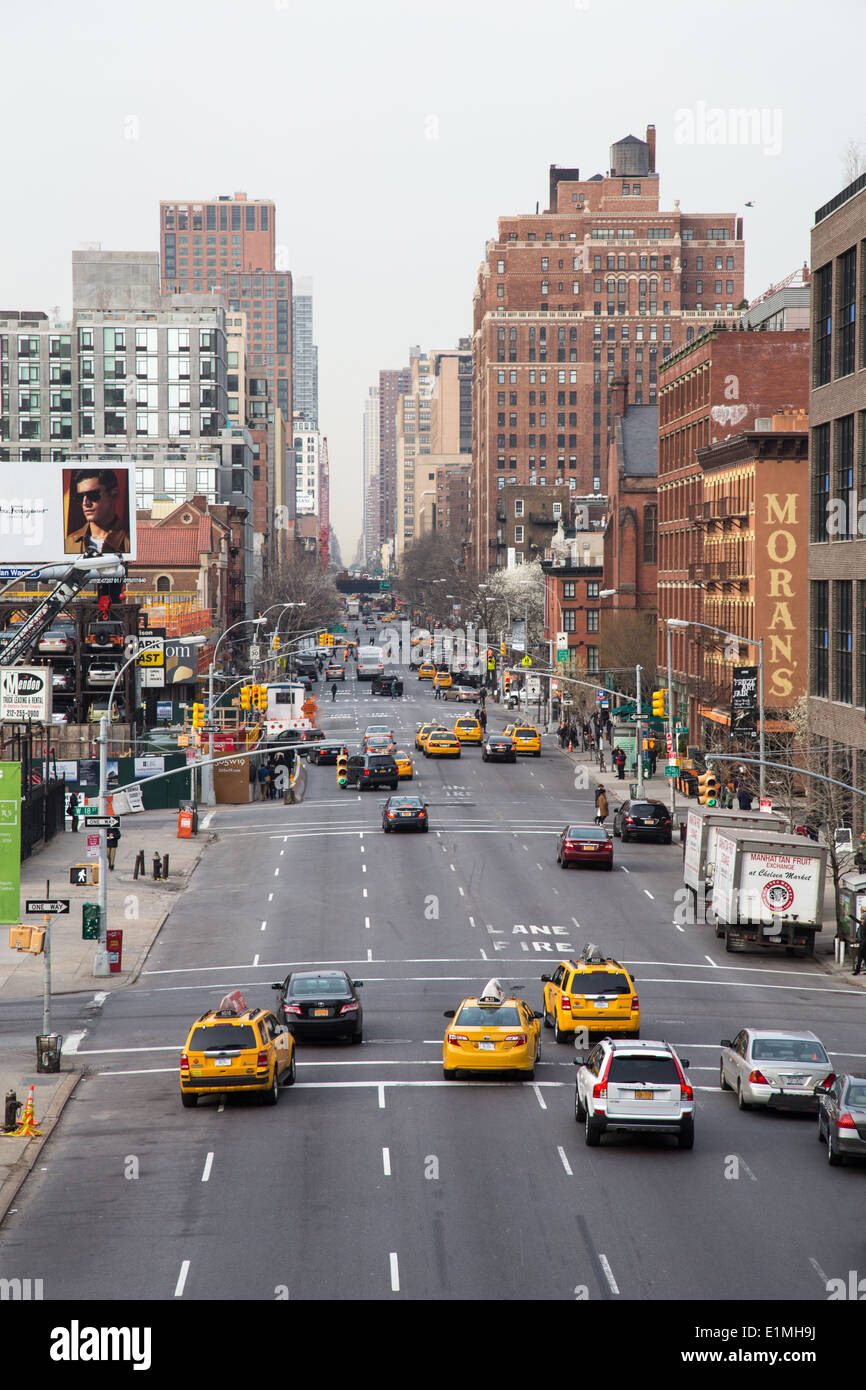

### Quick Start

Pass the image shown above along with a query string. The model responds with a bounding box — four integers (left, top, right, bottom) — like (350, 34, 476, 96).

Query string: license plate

(785, 1077, 809, 1087)
(401, 811, 411, 816)
(581, 844, 596, 851)
(477, 1042, 495, 1051)
(313, 1008, 330, 1017)
(594, 1001, 609, 1009)
(214, 1056, 232, 1067)
(634, 1090, 653, 1100)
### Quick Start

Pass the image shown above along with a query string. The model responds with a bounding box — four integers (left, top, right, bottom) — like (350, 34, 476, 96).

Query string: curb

(0, 1069, 82, 1227)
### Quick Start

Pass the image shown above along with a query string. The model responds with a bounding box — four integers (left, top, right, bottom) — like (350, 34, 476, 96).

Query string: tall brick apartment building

(808, 173, 866, 829)
(657, 329, 810, 740)
(472, 125, 745, 573)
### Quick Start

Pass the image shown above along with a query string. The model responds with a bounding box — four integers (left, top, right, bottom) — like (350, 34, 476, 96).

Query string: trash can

(178, 799, 198, 835)
(177, 809, 193, 839)
(36, 1034, 63, 1073)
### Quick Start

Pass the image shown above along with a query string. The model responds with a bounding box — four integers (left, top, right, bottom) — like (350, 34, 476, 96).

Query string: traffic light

(500, 641, 507, 659)
(697, 770, 719, 806)
(652, 689, 667, 718)
(192, 702, 205, 730)
(336, 751, 349, 788)
(504, 672, 512, 691)
(240, 685, 252, 711)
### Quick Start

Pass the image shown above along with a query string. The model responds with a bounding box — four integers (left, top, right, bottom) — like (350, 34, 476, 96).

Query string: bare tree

(253, 554, 341, 644)
(599, 611, 657, 693)
(842, 138, 866, 184)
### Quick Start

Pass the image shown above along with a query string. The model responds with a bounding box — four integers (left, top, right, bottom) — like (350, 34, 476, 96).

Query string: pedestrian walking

(68, 791, 80, 832)
(613, 746, 626, 780)
(736, 781, 753, 811)
(478, 707, 487, 731)
(331, 682, 338, 702)
(853, 912, 866, 975)
(256, 762, 268, 800)
(594, 787, 609, 826)
(479, 687, 487, 707)
(106, 823, 121, 870)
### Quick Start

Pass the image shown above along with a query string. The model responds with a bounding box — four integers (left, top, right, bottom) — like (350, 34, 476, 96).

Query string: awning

(699, 705, 794, 734)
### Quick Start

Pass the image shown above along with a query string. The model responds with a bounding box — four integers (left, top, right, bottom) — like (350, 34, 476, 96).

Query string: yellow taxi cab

(179, 993, 295, 1107)
(418, 662, 436, 681)
(415, 722, 446, 750)
(503, 723, 541, 757)
(453, 715, 483, 745)
(433, 671, 453, 690)
(442, 979, 542, 1080)
(540, 946, 640, 1044)
(424, 729, 461, 758)
(394, 749, 414, 779)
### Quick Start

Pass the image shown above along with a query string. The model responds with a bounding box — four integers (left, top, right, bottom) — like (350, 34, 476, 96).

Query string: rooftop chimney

(646, 125, 656, 173)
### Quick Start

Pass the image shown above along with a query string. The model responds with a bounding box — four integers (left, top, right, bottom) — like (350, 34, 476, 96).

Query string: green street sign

(665, 764, 678, 777)
(0, 762, 21, 924)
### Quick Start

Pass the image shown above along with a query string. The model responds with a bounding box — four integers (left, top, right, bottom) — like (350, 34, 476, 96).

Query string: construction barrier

(2, 1084, 41, 1137)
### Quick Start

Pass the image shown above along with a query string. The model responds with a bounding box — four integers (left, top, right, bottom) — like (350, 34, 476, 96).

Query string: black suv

(612, 799, 673, 844)
(346, 752, 399, 790)
(371, 673, 403, 696)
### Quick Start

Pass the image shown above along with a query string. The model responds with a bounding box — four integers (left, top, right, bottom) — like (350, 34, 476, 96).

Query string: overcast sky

(1, 0, 862, 561)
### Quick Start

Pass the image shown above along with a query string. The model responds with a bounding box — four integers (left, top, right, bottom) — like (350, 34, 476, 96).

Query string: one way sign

(25, 899, 70, 915)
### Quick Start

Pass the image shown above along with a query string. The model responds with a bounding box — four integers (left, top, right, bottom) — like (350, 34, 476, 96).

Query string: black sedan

(382, 794, 429, 833)
(482, 735, 516, 763)
(612, 798, 673, 844)
(271, 969, 364, 1044)
(307, 742, 344, 765)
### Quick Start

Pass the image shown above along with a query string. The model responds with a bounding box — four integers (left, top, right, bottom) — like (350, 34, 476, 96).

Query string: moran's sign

(754, 480, 807, 704)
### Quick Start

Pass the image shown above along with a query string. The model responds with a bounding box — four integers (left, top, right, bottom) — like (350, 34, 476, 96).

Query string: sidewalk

(0, 810, 213, 1223)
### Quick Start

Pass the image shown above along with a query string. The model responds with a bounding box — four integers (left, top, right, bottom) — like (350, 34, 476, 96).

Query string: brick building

(657, 326, 810, 739)
(808, 173, 866, 828)
(472, 125, 745, 573)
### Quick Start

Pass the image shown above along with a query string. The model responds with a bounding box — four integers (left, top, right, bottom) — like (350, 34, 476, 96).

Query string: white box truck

(682, 806, 789, 920)
(710, 829, 828, 957)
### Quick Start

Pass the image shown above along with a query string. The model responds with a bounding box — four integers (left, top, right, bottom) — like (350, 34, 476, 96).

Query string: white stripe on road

(557, 1145, 573, 1176)
(390, 1252, 400, 1292)
(532, 1084, 547, 1111)
(61, 1031, 87, 1055)
(382, 1147, 391, 1176)
(201, 1152, 214, 1182)
(174, 1260, 190, 1297)
(598, 1254, 620, 1296)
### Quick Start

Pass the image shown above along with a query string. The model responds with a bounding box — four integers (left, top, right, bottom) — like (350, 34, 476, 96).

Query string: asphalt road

(1, 646, 864, 1308)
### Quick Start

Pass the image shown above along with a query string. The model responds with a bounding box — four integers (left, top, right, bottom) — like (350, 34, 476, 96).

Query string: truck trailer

(682, 806, 789, 920)
(709, 830, 828, 957)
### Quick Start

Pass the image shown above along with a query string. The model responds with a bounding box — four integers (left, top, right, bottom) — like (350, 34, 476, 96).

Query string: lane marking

(261, 920, 267, 932)
(200, 811, 215, 830)
(705, 955, 718, 968)
(621, 866, 630, 874)
(557, 1145, 573, 1175)
(390, 1251, 400, 1293)
(598, 1254, 620, 1296)
(378, 1083, 386, 1108)
(201, 1152, 214, 1182)
(382, 1147, 391, 1176)
(809, 1256, 829, 1287)
(365, 916, 371, 930)
(644, 890, 654, 900)
(174, 1260, 190, 1297)
(532, 1084, 547, 1111)
(61, 1031, 87, 1055)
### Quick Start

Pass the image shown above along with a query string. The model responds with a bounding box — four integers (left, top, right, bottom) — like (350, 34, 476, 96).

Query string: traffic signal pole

(666, 624, 676, 817)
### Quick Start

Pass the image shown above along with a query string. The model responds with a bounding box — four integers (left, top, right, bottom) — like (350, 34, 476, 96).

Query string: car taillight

(748, 1069, 769, 1086)
(257, 1051, 269, 1068)
(387, 811, 396, 818)
(180, 1053, 189, 1072)
(504, 1034, 527, 1045)
(680, 1083, 694, 1101)
(339, 1001, 358, 1014)
(837, 1112, 857, 1129)
(625, 816, 634, 824)
(560, 996, 571, 1010)
(284, 1003, 302, 1016)
(565, 840, 576, 848)
(592, 1052, 613, 1099)
(447, 1033, 468, 1044)
(822, 1073, 837, 1088)
(363, 769, 370, 776)
(630, 995, 640, 1011)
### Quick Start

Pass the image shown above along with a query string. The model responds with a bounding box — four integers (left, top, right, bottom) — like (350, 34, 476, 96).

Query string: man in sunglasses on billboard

(66, 469, 130, 556)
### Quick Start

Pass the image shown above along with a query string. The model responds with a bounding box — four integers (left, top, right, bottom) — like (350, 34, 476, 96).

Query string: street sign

(520, 656, 532, 667)
(249, 644, 261, 662)
(70, 864, 99, 886)
(25, 899, 70, 915)
(0, 667, 52, 723)
(136, 648, 164, 667)
(665, 764, 678, 777)
(84, 816, 120, 830)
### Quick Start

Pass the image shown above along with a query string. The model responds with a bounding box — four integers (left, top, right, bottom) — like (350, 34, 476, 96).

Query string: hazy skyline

(2, 0, 862, 560)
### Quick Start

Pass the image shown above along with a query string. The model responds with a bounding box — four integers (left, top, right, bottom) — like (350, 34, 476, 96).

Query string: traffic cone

(568, 741, 573, 753)
(3, 1085, 41, 1138)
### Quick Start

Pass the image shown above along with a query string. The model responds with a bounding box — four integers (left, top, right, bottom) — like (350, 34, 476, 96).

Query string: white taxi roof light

(580, 944, 606, 966)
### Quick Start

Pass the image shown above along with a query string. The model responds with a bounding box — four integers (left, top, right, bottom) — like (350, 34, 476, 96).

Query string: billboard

(0, 666, 52, 722)
(0, 763, 21, 924)
(0, 463, 136, 563)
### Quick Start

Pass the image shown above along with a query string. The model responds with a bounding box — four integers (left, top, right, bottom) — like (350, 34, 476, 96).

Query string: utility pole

(666, 624, 676, 817)
(635, 663, 644, 798)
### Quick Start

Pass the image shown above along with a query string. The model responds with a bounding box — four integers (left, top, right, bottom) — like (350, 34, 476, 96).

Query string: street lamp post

(203, 617, 266, 806)
(94, 636, 206, 975)
(666, 618, 766, 799)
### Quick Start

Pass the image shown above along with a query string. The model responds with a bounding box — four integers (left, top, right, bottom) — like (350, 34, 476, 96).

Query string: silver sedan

(816, 1073, 866, 1165)
(720, 1028, 834, 1112)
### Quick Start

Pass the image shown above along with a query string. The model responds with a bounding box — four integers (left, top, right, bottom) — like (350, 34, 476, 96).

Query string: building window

(514, 498, 524, 516)
(586, 609, 599, 634)
(837, 247, 856, 378)
(812, 422, 831, 542)
(514, 525, 524, 543)
(835, 580, 853, 704)
(563, 581, 576, 598)
(811, 581, 829, 697)
(643, 504, 658, 563)
(562, 609, 576, 632)
(814, 263, 832, 387)
(586, 646, 599, 674)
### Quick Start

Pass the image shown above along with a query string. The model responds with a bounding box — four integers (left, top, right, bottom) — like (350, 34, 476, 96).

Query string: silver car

(816, 1073, 866, 1165)
(720, 1028, 834, 1111)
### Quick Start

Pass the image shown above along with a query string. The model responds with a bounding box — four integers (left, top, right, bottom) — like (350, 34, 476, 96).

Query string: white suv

(574, 1038, 695, 1150)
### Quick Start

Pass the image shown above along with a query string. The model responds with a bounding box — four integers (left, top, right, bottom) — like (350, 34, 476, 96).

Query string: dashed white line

(382, 1147, 391, 1176)
(557, 1145, 573, 1176)
(390, 1251, 400, 1292)
(365, 916, 371, 930)
(174, 1260, 190, 1297)
(621, 866, 630, 874)
(598, 1254, 620, 1296)
(378, 1083, 386, 1109)
(705, 955, 718, 968)
(644, 889, 654, 900)
(532, 1084, 547, 1111)
(201, 1152, 214, 1182)
(274, 867, 279, 877)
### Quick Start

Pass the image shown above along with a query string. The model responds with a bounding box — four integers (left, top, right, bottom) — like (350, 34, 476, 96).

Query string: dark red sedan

(556, 824, 613, 870)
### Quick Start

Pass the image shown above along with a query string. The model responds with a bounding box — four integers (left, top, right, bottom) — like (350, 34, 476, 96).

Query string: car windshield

(456, 1005, 522, 1027)
(607, 1055, 681, 1084)
(391, 798, 421, 809)
(751, 1038, 830, 1064)
(574, 973, 632, 996)
(566, 826, 607, 840)
(189, 1024, 258, 1051)
(289, 975, 351, 999)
